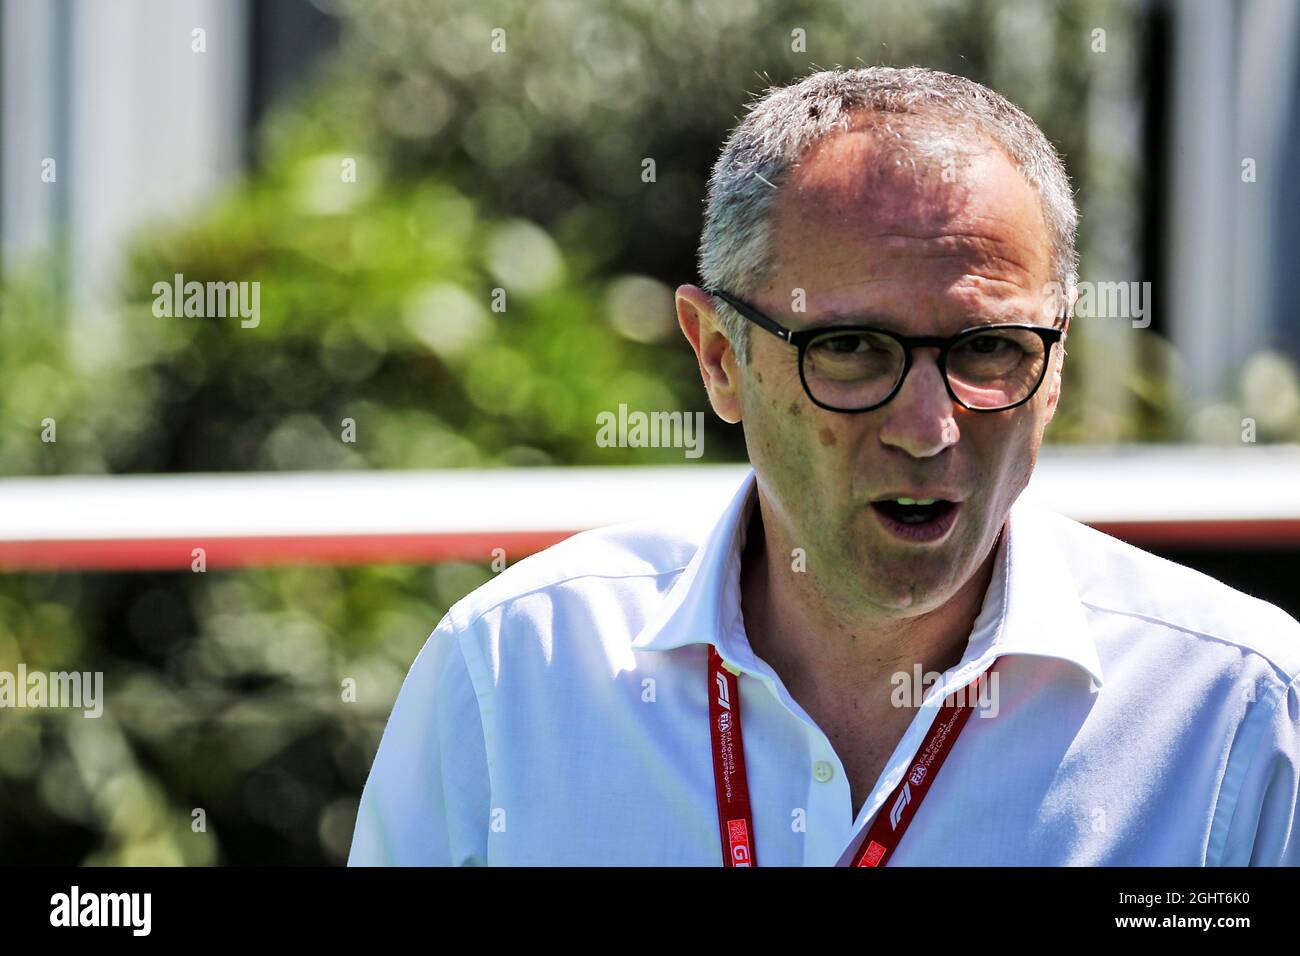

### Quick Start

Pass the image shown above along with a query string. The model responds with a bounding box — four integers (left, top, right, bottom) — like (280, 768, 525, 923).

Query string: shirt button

(812, 760, 834, 783)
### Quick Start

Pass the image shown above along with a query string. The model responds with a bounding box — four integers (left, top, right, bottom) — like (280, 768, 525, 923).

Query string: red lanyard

(708, 645, 997, 867)
(708, 646, 758, 865)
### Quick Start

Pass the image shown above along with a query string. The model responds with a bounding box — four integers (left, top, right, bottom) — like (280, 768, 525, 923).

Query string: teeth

(895, 497, 938, 506)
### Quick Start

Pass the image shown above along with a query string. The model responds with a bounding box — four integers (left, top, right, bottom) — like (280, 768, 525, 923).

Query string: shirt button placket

(805, 737, 851, 866)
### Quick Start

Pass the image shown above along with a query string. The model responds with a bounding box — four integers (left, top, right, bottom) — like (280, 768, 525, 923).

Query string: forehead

(765, 121, 1053, 305)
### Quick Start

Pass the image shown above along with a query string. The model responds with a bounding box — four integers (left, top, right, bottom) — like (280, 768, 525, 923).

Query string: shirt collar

(630, 466, 1104, 688)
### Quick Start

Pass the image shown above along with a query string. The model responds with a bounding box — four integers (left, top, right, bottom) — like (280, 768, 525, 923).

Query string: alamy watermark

(890, 663, 999, 718)
(0, 664, 103, 718)
(596, 403, 704, 459)
(1042, 280, 1151, 329)
(152, 272, 260, 328)
(50, 886, 150, 936)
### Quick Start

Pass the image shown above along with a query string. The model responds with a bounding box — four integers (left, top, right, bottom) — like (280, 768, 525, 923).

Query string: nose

(877, 350, 960, 458)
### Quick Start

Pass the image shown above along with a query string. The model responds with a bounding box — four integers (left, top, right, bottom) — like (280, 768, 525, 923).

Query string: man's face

(687, 123, 1066, 618)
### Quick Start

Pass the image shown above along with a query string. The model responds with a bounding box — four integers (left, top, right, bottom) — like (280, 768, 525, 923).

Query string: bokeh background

(1, 0, 1298, 864)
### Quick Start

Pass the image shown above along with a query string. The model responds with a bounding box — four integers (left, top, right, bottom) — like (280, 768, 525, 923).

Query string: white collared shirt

(348, 467, 1300, 866)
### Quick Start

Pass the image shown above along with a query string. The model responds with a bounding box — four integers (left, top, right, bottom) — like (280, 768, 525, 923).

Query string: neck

(738, 488, 999, 709)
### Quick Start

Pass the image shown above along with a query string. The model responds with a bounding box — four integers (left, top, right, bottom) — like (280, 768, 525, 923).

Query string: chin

(858, 571, 950, 615)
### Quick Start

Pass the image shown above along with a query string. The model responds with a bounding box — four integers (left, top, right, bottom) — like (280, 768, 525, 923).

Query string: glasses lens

(946, 327, 1047, 408)
(802, 329, 905, 410)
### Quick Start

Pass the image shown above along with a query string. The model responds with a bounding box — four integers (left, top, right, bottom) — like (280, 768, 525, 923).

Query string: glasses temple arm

(705, 289, 792, 341)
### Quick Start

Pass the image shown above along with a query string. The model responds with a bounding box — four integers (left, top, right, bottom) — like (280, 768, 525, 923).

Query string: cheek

(751, 397, 822, 470)
(964, 410, 1040, 490)
(743, 358, 813, 447)
(743, 374, 856, 517)
(997, 416, 1044, 509)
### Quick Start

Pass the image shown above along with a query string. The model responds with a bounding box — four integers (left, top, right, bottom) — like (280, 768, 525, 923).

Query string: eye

(965, 333, 1013, 354)
(813, 333, 873, 355)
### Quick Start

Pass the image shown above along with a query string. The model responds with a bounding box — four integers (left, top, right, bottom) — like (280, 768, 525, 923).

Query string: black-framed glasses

(706, 289, 1067, 414)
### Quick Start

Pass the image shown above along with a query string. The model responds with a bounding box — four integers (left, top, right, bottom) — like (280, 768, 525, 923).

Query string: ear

(1043, 311, 1070, 427)
(676, 284, 744, 424)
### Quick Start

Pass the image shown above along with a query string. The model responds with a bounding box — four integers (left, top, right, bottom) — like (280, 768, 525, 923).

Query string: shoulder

(1036, 505, 1300, 682)
(442, 515, 704, 635)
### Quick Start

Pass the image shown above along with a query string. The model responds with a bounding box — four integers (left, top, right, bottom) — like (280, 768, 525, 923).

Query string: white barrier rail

(1, 445, 1298, 570)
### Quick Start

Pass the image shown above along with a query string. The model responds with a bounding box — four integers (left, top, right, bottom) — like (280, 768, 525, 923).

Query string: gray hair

(697, 66, 1079, 364)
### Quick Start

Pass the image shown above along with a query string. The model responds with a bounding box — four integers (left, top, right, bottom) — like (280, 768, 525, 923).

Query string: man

(349, 67, 1300, 866)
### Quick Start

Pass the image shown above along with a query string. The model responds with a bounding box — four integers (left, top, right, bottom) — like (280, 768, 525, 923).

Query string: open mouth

(869, 497, 961, 542)
(872, 498, 956, 525)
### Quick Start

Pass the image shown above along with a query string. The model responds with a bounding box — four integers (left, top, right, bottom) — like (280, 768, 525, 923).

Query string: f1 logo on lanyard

(707, 644, 998, 867)
(708, 646, 756, 866)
